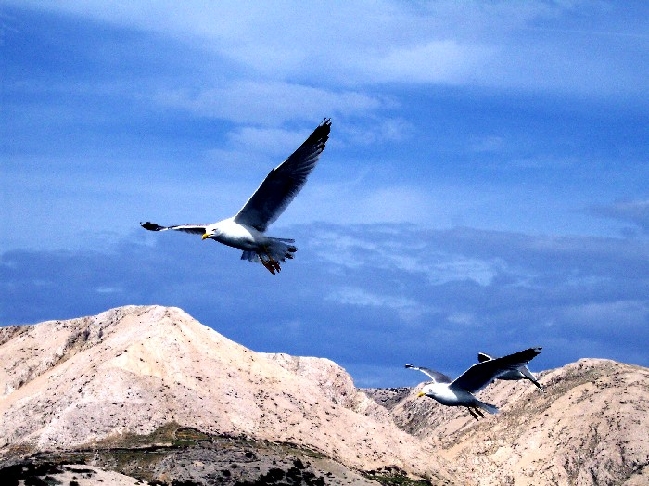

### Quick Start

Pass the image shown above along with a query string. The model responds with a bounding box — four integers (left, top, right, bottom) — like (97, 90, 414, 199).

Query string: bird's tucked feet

(259, 253, 281, 275)
(467, 407, 484, 420)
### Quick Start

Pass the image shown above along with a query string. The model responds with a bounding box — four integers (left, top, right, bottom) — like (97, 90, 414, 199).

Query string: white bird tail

(477, 401, 500, 415)
(241, 238, 297, 274)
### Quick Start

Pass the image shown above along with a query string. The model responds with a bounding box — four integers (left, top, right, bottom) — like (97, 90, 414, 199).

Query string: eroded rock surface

(367, 359, 649, 485)
(0, 305, 449, 484)
(2, 305, 648, 485)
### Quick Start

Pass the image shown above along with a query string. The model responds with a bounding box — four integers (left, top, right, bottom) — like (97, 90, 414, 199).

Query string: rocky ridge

(365, 358, 649, 485)
(1, 305, 648, 485)
(0, 305, 449, 484)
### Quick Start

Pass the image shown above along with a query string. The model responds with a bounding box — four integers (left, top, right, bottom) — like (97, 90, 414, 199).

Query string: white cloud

(360, 40, 497, 84)
(354, 186, 437, 225)
(281, 180, 498, 231)
(14, 0, 647, 97)
(562, 300, 649, 329)
(326, 286, 432, 323)
(3, 222, 649, 385)
(446, 312, 478, 327)
(307, 230, 377, 269)
(95, 287, 123, 294)
(469, 135, 506, 154)
(156, 82, 385, 125)
(591, 199, 649, 235)
(305, 225, 511, 287)
(427, 256, 504, 287)
(204, 125, 330, 173)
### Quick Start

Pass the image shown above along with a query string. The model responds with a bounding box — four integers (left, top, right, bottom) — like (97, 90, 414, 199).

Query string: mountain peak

(2, 306, 648, 485)
(0, 305, 447, 480)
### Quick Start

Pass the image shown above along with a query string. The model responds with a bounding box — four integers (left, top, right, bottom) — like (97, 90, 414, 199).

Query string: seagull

(405, 347, 542, 419)
(141, 119, 331, 274)
(477, 351, 544, 391)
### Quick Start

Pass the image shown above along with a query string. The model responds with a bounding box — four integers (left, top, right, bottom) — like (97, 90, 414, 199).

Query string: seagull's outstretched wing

(234, 119, 331, 232)
(518, 366, 545, 391)
(451, 347, 542, 393)
(140, 222, 207, 236)
(477, 350, 544, 390)
(405, 364, 453, 384)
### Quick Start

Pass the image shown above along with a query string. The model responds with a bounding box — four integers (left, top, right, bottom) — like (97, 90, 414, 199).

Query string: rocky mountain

(0, 305, 647, 485)
(366, 359, 649, 485)
(0, 305, 449, 485)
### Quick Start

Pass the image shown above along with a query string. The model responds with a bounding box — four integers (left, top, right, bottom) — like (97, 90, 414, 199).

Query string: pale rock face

(2, 305, 648, 485)
(0, 305, 448, 480)
(372, 357, 649, 485)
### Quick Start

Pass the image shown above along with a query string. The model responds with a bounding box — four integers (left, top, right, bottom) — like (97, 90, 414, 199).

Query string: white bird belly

(211, 219, 265, 251)
(426, 384, 475, 407)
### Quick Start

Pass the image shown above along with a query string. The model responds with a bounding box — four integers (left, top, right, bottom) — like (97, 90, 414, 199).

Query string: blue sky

(1, 1, 648, 387)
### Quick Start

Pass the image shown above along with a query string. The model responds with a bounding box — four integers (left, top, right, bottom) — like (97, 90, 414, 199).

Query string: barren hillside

(0, 305, 450, 484)
(366, 358, 649, 485)
(1, 305, 648, 485)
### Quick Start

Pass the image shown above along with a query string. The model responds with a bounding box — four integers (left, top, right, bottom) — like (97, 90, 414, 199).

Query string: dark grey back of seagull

(477, 348, 544, 391)
(453, 347, 542, 393)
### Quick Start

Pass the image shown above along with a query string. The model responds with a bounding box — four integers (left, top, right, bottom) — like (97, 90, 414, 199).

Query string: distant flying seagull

(405, 347, 542, 419)
(477, 351, 544, 391)
(141, 119, 331, 274)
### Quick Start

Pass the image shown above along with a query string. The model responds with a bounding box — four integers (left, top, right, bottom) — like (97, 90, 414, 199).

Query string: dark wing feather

(518, 366, 545, 391)
(451, 347, 542, 393)
(140, 222, 207, 236)
(405, 364, 453, 384)
(477, 352, 493, 363)
(234, 119, 331, 232)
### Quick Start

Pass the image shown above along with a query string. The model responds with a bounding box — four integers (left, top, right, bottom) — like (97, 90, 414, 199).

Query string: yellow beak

(417, 391, 426, 398)
(202, 233, 210, 240)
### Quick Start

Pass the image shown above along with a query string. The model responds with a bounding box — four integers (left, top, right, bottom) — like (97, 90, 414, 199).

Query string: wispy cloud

(359, 40, 497, 84)
(591, 199, 649, 235)
(426, 256, 505, 287)
(561, 300, 648, 331)
(2, 2, 647, 388)
(1, 224, 648, 385)
(326, 286, 433, 323)
(156, 82, 385, 125)
(10, 0, 647, 97)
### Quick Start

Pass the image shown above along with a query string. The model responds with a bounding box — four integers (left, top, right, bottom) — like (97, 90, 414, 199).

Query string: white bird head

(202, 223, 222, 240)
(419, 383, 437, 397)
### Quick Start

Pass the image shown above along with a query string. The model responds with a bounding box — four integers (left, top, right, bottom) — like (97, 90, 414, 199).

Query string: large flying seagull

(405, 347, 542, 419)
(141, 119, 331, 274)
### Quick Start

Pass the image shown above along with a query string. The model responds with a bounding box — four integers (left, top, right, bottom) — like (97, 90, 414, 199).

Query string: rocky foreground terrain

(0, 305, 647, 485)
